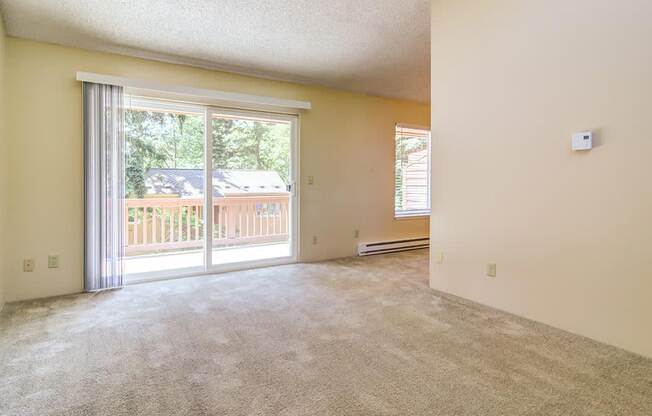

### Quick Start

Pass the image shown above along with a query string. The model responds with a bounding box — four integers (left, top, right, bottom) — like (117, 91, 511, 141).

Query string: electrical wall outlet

(354, 229, 360, 239)
(48, 255, 60, 269)
(23, 259, 35, 272)
(434, 251, 444, 264)
(308, 176, 315, 185)
(487, 262, 497, 277)
(312, 236, 318, 245)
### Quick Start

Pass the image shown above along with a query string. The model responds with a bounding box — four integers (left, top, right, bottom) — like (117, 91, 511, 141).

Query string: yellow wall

(0, 19, 6, 310)
(4, 38, 430, 302)
(430, 0, 652, 358)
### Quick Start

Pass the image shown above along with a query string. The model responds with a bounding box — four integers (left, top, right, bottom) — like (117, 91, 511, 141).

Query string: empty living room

(0, 1, 650, 415)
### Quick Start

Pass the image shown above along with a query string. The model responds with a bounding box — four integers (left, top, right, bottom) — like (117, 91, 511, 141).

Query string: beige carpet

(1, 250, 650, 415)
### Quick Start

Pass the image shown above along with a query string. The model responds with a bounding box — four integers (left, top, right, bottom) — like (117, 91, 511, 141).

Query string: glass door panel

(122, 97, 206, 279)
(209, 110, 295, 266)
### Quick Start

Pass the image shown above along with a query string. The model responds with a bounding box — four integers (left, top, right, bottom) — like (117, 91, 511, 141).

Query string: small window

(394, 124, 431, 218)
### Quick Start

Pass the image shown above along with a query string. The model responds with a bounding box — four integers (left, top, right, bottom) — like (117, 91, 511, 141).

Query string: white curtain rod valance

(76, 72, 312, 111)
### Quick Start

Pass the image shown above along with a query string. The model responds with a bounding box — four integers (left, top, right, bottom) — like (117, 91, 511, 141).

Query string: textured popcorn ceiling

(0, 0, 430, 102)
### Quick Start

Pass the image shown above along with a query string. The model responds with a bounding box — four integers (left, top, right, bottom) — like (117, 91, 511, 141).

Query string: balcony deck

(123, 194, 292, 278)
(124, 242, 291, 277)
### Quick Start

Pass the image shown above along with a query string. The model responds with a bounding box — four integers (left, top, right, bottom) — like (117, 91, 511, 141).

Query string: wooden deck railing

(124, 195, 290, 255)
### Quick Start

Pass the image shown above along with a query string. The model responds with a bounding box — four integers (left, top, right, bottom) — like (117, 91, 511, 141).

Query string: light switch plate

(48, 255, 60, 269)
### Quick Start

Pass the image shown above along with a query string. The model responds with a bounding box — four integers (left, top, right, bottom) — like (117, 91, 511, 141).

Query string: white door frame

(204, 106, 299, 274)
(125, 101, 300, 285)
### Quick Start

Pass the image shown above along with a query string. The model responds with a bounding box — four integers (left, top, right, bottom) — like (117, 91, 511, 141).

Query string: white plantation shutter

(394, 125, 431, 217)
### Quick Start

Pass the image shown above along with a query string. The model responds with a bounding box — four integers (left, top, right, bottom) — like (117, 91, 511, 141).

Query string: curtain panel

(83, 82, 125, 291)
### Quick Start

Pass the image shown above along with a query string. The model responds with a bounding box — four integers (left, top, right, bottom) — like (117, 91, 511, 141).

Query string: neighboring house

(144, 168, 288, 198)
(401, 148, 429, 211)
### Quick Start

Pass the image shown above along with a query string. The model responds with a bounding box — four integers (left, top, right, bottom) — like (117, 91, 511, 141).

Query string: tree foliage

(125, 109, 290, 198)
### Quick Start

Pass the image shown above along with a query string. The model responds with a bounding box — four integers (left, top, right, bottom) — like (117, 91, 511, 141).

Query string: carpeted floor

(1, 250, 651, 415)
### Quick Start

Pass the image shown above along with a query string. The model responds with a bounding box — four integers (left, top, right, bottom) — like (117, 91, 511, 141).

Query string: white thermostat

(572, 131, 593, 151)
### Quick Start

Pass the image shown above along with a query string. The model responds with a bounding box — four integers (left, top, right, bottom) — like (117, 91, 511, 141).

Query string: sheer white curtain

(83, 82, 125, 291)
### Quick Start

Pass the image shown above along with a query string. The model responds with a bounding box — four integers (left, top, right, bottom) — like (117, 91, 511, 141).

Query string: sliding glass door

(123, 98, 206, 278)
(122, 98, 297, 281)
(207, 108, 296, 268)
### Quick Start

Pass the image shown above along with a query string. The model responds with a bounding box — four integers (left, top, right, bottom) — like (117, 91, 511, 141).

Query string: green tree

(212, 118, 290, 182)
(125, 109, 290, 198)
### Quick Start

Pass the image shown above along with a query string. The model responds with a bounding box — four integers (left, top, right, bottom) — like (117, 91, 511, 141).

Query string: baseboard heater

(357, 237, 429, 256)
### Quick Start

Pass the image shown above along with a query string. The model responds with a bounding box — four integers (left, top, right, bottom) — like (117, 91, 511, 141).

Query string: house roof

(145, 168, 287, 198)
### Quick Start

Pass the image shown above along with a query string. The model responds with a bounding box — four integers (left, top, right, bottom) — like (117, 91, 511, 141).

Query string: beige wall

(0, 18, 6, 310)
(4, 38, 430, 302)
(430, 0, 652, 358)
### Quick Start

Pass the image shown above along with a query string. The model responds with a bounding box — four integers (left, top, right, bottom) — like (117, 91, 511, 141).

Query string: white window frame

(394, 123, 431, 219)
